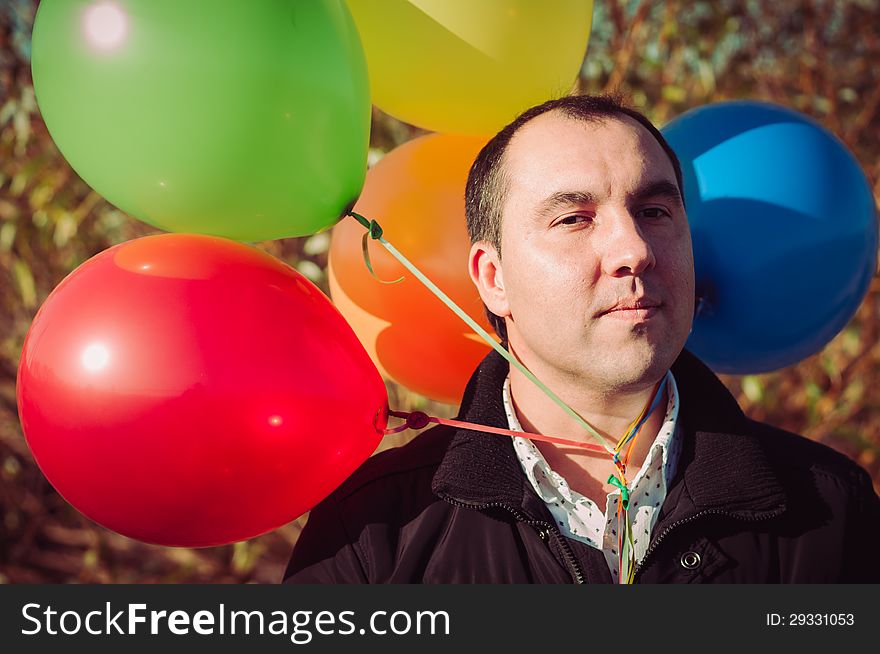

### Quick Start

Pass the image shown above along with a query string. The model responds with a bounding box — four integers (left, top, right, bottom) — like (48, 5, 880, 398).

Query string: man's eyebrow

(535, 190, 599, 218)
(534, 181, 683, 219)
(628, 180, 683, 204)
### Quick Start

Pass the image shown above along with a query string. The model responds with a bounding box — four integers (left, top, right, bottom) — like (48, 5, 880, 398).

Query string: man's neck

(507, 350, 667, 472)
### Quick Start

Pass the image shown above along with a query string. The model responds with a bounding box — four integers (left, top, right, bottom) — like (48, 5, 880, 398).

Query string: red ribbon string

(384, 410, 608, 454)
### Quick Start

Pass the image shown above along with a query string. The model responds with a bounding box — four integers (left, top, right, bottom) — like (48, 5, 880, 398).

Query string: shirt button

(680, 551, 701, 570)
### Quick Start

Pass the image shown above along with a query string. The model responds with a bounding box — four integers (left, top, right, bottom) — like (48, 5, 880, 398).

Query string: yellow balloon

(347, 0, 593, 134)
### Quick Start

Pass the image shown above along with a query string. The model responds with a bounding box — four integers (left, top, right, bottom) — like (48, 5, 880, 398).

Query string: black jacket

(284, 348, 880, 583)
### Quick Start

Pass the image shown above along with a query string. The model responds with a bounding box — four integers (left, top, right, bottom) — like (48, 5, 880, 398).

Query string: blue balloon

(662, 101, 877, 374)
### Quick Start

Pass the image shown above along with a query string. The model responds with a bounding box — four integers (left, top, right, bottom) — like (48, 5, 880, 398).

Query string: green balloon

(31, 0, 370, 241)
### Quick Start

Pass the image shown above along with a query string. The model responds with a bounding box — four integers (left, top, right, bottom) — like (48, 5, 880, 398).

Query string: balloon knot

(406, 411, 430, 430)
(384, 410, 431, 434)
(347, 211, 383, 240)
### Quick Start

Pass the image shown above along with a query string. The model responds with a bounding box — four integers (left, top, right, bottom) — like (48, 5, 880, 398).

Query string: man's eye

(636, 207, 671, 220)
(558, 214, 592, 226)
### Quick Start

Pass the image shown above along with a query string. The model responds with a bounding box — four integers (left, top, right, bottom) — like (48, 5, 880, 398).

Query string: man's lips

(598, 298, 662, 321)
(602, 305, 660, 321)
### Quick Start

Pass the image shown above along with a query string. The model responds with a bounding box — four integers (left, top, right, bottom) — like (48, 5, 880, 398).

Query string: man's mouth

(598, 296, 661, 318)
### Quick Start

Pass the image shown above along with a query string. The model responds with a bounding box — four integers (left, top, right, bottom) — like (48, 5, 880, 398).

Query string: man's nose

(599, 210, 656, 277)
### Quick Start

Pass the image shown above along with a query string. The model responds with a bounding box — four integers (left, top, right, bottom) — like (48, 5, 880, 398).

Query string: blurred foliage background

(1, 0, 878, 583)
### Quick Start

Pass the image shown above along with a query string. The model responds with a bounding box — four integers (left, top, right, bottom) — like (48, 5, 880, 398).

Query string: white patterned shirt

(504, 371, 682, 582)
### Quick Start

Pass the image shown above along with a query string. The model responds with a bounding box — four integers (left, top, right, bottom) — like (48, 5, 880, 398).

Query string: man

(284, 95, 880, 583)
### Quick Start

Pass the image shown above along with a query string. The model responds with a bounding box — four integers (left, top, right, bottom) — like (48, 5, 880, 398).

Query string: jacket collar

(431, 347, 787, 523)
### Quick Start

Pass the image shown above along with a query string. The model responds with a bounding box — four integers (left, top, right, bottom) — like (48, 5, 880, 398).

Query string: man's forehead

(502, 111, 676, 195)
(506, 111, 660, 165)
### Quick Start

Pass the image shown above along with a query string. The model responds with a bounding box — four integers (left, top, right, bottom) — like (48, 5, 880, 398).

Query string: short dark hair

(464, 94, 685, 341)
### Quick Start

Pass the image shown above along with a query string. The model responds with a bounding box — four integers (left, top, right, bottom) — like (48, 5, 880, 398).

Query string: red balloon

(16, 234, 388, 547)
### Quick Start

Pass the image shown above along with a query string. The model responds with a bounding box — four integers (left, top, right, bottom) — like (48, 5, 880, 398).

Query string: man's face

(475, 111, 695, 393)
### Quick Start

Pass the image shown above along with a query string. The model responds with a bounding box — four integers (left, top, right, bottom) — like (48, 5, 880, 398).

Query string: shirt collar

(502, 370, 682, 491)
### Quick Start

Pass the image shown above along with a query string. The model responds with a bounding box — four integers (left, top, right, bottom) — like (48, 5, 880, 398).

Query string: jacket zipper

(632, 505, 786, 582)
(438, 495, 586, 584)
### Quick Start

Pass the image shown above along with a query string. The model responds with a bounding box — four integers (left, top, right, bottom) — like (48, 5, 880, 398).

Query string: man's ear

(468, 241, 510, 320)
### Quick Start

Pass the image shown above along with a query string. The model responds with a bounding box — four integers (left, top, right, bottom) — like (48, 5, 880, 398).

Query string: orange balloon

(330, 133, 497, 404)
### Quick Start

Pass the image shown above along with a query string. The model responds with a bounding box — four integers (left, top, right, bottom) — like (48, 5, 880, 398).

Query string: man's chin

(591, 347, 675, 389)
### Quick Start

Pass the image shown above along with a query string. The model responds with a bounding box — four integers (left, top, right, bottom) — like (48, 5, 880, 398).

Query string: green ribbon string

(607, 473, 636, 584)
(347, 211, 616, 454)
(351, 212, 404, 285)
(606, 474, 630, 510)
